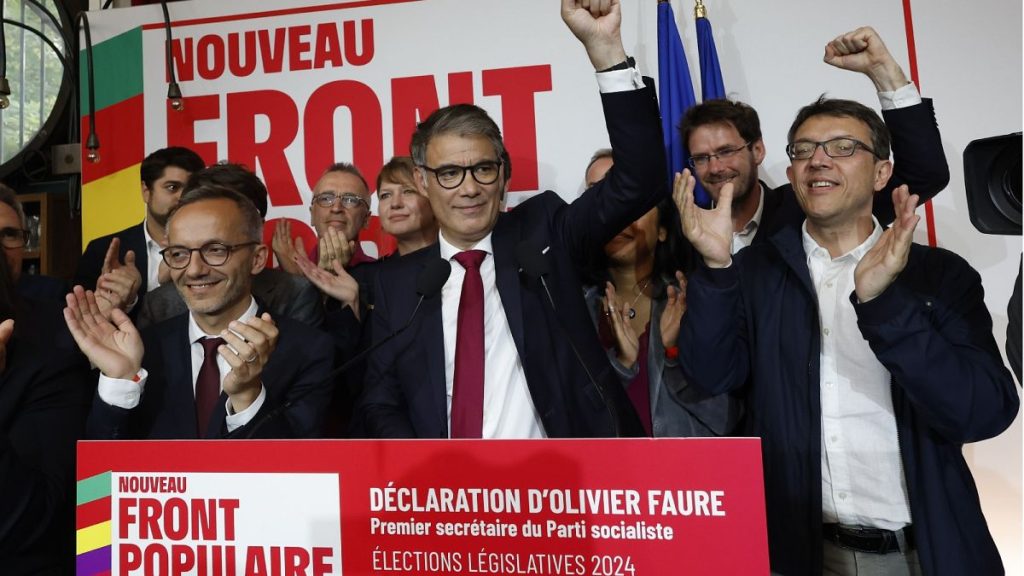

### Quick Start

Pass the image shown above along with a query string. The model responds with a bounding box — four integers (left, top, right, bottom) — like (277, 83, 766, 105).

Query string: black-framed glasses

(688, 141, 753, 169)
(420, 159, 503, 190)
(0, 227, 29, 249)
(160, 241, 259, 270)
(785, 137, 880, 161)
(313, 192, 369, 209)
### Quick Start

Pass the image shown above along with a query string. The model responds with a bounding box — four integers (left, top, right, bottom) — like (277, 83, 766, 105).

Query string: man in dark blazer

(65, 186, 333, 440)
(134, 163, 324, 330)
(676, 98, 1017, 576)
(360, 0, 660, 439)
(679, 26, 949, 254)
(73, 147, 205, 313)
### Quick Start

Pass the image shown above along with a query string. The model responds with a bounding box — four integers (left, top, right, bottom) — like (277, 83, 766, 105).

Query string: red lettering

(288, 25, 313, 71)
(245, 546, 269, 576)
(390, 75, 439, 156)
(312, 547, 333, 576)
(483, 65, 552, 192)
(266, 219, 317, 269)
(138, 498, 162, 539)
(303, 80, 383, 191)
(228, 90, 301, 206)
(258, 28, 287, 73)
(119, 498, 137, 539)
(163, 498, 188, 540)
(119, 543, 142, 574)
(448, 71, 475, 106)
(169, 38, 194, 82)
(143, 544, 169, 575)
(313, 23, 343, 69)
(228, 31, 258, 77)
(196, 35, 226, 80)
(167, 94, 220, 165)
(191, 498, 214, 540)
(219, 498, 240, 541)
(285, 546, 310, 576)
(344, 19, 374, 66)
(171, 544, 196, 573)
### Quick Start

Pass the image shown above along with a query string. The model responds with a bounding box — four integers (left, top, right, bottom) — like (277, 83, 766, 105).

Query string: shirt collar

(439, 231, 494, 261)
(802, 216, 884, 263)
(142, 217, 159, 250)
(188, 296, 258, 343)
(737, 183, 766, 237)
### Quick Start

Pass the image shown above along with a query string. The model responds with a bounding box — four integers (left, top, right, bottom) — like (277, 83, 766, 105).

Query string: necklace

(627, 277, 652, 319)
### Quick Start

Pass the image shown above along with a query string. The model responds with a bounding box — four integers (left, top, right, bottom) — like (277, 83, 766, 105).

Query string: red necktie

(451, 250, 487, 438)
(195, 337, 225, 438)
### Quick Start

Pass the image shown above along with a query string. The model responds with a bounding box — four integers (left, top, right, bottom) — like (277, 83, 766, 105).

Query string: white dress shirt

(731, 183, 765, 254)
(141, 218, 165, 293)
(803, 219, 912, 530)
(439, 233, 546, 439)
(97, 296, 267, 433)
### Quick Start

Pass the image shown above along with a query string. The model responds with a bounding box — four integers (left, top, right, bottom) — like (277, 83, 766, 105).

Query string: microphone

(515, 242, 624, 438)
(332, 256, 450, 375)
(233, 258, 451, 439)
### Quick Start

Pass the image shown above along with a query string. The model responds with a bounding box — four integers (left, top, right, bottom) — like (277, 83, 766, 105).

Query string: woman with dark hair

(582, 157, 739, 437)
(0, 254, 89, 574)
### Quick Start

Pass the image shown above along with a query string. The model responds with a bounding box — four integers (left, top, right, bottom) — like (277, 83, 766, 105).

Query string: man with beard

(679, 26, 949, 254)
(65, 186, 333, 439)
(74, 146, 205, 313)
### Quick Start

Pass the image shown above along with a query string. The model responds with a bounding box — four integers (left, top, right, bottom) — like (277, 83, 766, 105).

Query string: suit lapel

(161, 316, 200, 437)
(127, 223, 149, 293)
(492, 218, 526, 362)
(418, 245, 449, 436)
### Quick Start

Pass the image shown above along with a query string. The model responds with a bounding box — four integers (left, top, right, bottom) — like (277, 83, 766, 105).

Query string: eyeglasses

(420, 160, 503, 190)
(0, 227, 29, 249)
(312, 193, 369, 209)
(688, 142, 753, 169)
(786, 137, 880, 161)
(160, 241, 259, 270)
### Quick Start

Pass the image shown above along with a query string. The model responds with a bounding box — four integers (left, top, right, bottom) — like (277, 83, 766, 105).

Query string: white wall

(627, 0, 1022, 570)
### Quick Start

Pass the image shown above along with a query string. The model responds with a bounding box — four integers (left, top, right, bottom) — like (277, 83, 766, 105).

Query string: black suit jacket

(74, 222, 150, 319)
(361, 85, 664, 439)
(86, 311, 334, 439)
(755, 99, 949, 243)
(0, 339, 89, 574)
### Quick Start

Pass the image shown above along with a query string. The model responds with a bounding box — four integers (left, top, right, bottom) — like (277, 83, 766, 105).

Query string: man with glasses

(64, 186, 333, 439)
(675, 97, 1018, 575)
(680, 26, 948, 254)
(134, 163, 323, 331)
(360, 0, 658, 439)
(274, 162, 377, 277)
(74, 146, 206, 315)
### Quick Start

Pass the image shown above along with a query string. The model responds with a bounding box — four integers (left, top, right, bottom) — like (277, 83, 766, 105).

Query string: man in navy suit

(360, 0, 661, 439)
(65, 186, 333, 439)
(73, 146, 205, 314)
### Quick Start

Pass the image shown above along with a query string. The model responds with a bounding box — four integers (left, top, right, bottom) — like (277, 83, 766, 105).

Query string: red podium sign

(76, 439, 768, 575)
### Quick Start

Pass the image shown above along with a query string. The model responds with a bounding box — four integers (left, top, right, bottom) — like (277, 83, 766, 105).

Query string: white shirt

(439, 233, 546, 439)
(803, 219, 912, 530)
(141, 218, 165, 293)
(731, 183, 765, 254)
(97, 297, 267, 434)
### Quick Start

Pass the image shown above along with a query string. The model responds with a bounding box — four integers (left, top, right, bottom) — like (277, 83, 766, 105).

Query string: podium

(76, 439, 768, 575)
